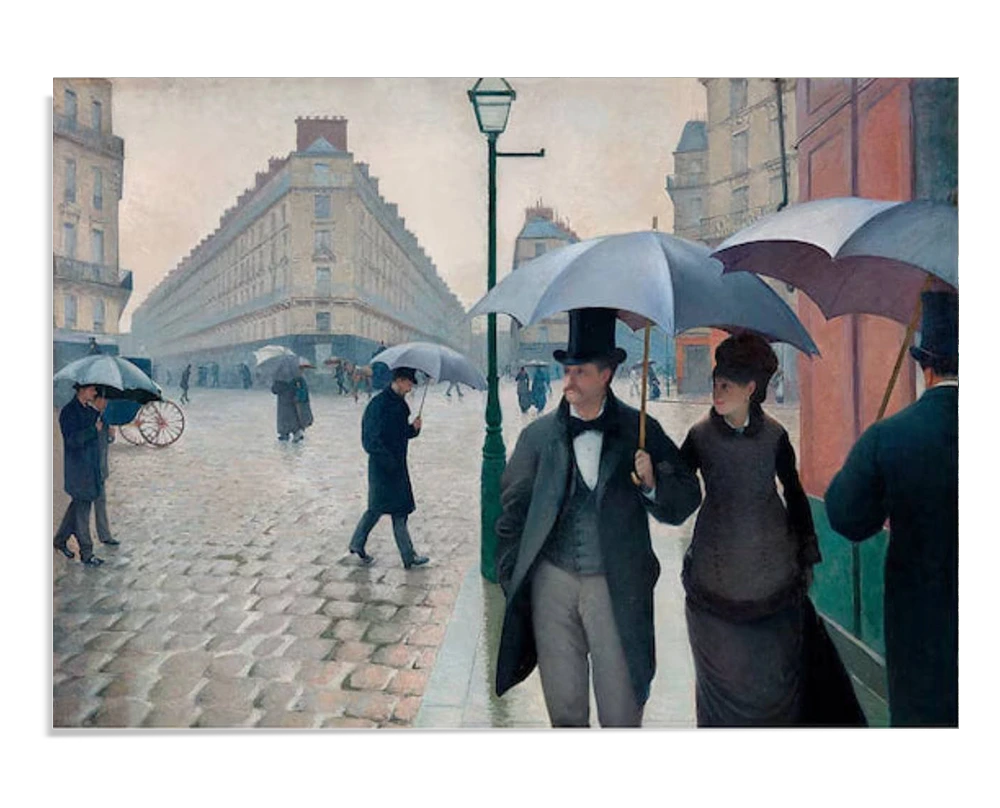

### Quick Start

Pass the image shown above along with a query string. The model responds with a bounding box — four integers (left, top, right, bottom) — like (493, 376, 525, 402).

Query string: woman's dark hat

(909, 291, 958, 365)
(553, 308, 627, 366)
(392, 366, 418, 383)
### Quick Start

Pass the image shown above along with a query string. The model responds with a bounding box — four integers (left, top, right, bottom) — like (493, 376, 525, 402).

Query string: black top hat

(392, 366, 418, 383)
(909, 291, 958, 365)
(553, 308, 627, 366)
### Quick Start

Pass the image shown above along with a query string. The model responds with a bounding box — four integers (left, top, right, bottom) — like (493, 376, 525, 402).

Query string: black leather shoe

(404, 555, 429, 570)
(54, 543, 74, 560)
(350, 548, 375, 566)
(82, 556, 104, 567)
(101, 538, 120, 547)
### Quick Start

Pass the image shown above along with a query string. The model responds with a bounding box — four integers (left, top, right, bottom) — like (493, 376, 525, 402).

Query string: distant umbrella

(53, 355, 161, 404)
(253, 344, 295, 366)
(371, 341, 487, 417)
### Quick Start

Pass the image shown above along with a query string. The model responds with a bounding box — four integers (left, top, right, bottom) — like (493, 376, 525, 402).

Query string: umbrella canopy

(53, 355, 162, 403)
(371, 341, 487, 390)
(469, 230, 819, 356)
(253, 344, 295, 366)
(712, 197, 958, 324)
(258, 353, 311, 382)
(520, 359, 550, 368)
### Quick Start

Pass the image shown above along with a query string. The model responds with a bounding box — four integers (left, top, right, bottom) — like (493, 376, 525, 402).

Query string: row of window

(63, 159, 104, 210)
(61, 222, 104, 264)
(63, 88, 103, 131)
(60, 294, 106, 332)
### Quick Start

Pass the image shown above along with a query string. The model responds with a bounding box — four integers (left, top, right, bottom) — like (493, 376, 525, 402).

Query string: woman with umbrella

(530, 365, 550, 414)
(271, 356, 312, 442)
(515, 366, 531, 414)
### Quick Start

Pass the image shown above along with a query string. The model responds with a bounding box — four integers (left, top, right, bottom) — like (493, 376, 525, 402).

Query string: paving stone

(208, 653, 254, 678)
(206, 633, 262, 654)
(385, 585, 428, 606)
(295, 660, 355, 689)
(257, 710, 320, 728)
(61, 651, 115, 677)
(372, 644, 421, 669)
(343, 692, 397, 723)
(143, 701, 201, 728)
(286, 596, 325, 616)
(196, 706, 259, 728)
(148, 675, 205, 702)
(287, 615, 333, 638)
(253, 595, 296, 614)
(169, 612, 214, 634)
(254, 681, 302, 712)
(283, 637, 337, 661)
(391, 605, 434, 625)
(387, 669, 429, 696)
(165, 632, 212, 652)
(321, 716, 377, 728)
(333, 641, 376, 663)
(414, 648, 438, 670)
(423, 587, 458, 607)
(347, 664, 396, 692)
(225, 577, 259, 595)
(122, 631, 175, 654)
(291, 684, 352, 715)
(249, 657, 301, 682)
(178, 594, 226, 613)
(86, 697, 150, 728)
(287, 578, 322, 596)
(54, 674, 114, 700)
(405, 624, 447, 647)
(191, 576, 231, 595)
(81, 614, 122, 632)
(430, 606, 454, 624)
(320, 600, 364, 619)
(84, 631, 135, 653)
(53, 696, 99, 727)
(254, 578, 291, 597)
(109, 612, 157, 632)
(101, 651, 165, 676)
(319, 582, 360, 601)
(241, 614, 291, 635)
(252, 635, 295, 658)
(99, 673, 157, 700)
(359, 603, 399, 622)
(160, 574, 192, 592)
(363, 622, 411, 645)
(206, 612, 254, 634)
(392, 696, 422, 723)
(331, 619, 370, 642)
(216, 594, 260, 613)
(196, 677, 260, 710)
(90, 593, 130, 614)
(159, 650, 213, 678)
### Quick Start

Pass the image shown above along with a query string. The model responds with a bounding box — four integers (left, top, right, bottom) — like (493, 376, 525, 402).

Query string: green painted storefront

(809, 496, 889, 727)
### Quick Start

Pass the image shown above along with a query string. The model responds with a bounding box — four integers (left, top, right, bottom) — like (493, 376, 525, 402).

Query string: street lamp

(468, 78, 544, 582)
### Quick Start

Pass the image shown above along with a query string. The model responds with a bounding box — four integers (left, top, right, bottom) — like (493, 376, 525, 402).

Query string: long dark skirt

(686, 599, 805, 727)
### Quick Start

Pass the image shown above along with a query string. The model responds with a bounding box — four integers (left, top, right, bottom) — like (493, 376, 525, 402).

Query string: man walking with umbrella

(180, 364, 191, 404)
(347, 367, 430, 569)
(53, 382, 108, 567)
(824, 291, 958, 727)
(494, 308, 702, 726)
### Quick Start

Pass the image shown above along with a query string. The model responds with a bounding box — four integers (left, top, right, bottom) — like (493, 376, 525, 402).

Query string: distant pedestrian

(531, 365, 550, 413)
(292, 366, 314, 442)
(86, 337, 101, 355)
(211, 363, 220, 388)
(348, 366, 430, 569)
(240, 363, 253, 390)
(334, 362, 348, 395)
(515, 366, 531, 413)
(179, 364, 191, 404)
(271, 359, 309, 442)
(53, 383, 107, 567)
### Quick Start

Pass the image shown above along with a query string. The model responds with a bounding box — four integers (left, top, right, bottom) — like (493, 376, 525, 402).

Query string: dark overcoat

(362, 386, 420, 515)
(494, 391, 702, 706)
(824, 384, 958, 727)
(59, 396, 103, 501)
(271, 380, 303, 435)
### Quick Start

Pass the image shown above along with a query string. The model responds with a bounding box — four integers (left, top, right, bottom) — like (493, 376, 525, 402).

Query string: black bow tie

(568, 414, 607, 438)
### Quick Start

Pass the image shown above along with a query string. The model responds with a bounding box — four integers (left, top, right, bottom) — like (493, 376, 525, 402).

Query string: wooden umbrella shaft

(639, 324, 650, 449)
(876, 276, 934, 423)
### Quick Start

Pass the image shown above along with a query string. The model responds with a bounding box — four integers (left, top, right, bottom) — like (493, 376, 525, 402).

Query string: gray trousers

(530, 559, 643, 727)
(349, 510, 416, 565)
(54, 492, 113, 561)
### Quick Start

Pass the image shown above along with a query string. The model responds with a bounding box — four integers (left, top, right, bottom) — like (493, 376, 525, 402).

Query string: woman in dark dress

(679, 333, 821, 726)
(515, 366, 531, 414)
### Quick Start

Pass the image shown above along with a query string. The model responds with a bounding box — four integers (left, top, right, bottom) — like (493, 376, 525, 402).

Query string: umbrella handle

(876, 276, 934, 423)
(631, 324, 651, 488)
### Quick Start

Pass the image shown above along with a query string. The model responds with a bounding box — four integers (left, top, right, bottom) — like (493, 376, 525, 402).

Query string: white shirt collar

(569, 397, 607, 421)
(931, 379, 958, 388)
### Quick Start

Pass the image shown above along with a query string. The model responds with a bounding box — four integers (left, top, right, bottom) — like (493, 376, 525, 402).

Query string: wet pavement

(52, 378, 798, 728)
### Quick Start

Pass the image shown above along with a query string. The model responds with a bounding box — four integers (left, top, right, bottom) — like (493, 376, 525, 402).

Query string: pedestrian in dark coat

(271, 358, 306, 442)
(180, 364, 191, 404)
(825, 291, 958, 727)
(91, 387, 119, 548)
(53, 384, 106, 566)
(495, 309, 702, 726)
(515, 367, 531, 413)
(348, 367, 430, 569)
(292, 370, 313, 441)
(530, 366, 550, 413)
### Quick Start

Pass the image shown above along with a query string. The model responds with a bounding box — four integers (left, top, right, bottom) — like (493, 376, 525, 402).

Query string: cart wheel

(119, 420, 145, 446)
(138, 400, 185, 447)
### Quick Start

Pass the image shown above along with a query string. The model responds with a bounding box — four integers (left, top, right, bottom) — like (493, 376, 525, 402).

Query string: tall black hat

(553, 308, 627, 366)
(909, 291, 958, 366)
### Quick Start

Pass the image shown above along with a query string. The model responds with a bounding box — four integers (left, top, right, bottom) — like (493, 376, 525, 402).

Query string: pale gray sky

(113, 78, 706, 330)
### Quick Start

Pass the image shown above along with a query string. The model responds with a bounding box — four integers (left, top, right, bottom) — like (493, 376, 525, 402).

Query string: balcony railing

(666, 174, 707, 192)
(700, 204, 775, 242)
(53, 113, 124, 160)
(54, 255, 127, 289)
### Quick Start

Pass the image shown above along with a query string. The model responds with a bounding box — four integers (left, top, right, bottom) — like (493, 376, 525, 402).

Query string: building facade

(130, 117, 470, 385)
(794, 78, 958, 724)
(667, 79, 801, 399)
(53, 78, 133, 368)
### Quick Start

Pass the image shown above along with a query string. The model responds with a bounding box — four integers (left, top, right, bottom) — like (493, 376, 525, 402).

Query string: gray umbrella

(53, 354, 162, 403)
(712, 197, 958, 324)
(468, 230, 819, 356)
(372, 341, 486, 417)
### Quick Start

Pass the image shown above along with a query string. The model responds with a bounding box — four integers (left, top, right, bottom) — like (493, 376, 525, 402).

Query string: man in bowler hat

(825, 291, 958, 726)
(348, 366, 430, 569)
(494, 308, 702, 726)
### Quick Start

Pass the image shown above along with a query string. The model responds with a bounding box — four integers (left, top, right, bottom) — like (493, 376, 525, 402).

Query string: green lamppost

(468, 78, 544, 581)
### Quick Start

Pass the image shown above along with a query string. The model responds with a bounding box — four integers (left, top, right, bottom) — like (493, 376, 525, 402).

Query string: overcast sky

(112, 78, 706, 330)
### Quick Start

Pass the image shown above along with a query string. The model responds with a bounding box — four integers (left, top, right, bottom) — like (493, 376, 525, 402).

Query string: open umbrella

(712, 197, 958, 420)
(520, 359, 550, 368)
(371, 341, 486, 417)
(469, 230, 819, 480)
(253, 344, 295, 366)
(53, 354, 162, 403)
(257, 352, 312, 382)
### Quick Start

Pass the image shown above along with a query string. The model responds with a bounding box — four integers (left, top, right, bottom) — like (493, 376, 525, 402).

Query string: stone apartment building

(130, 117, 470, 384)
(52, 78, 133, 368)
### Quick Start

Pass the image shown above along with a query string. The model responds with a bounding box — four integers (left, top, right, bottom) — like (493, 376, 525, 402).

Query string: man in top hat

(347, 366, 430, 569)
(825, 291, 958, 726)
(494, 308, 702, 726)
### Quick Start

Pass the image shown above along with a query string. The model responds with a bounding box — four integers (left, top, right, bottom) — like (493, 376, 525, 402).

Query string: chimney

(295, 116, 349, 152)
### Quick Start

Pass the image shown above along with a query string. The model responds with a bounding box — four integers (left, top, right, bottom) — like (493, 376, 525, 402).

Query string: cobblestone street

(52, 379, 799, 728)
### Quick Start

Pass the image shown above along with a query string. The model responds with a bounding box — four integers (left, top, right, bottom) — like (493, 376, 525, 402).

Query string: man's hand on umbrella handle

(633, 450, 655, 490)
(95, 416, 104, 432)
(413, 416, 423, 431)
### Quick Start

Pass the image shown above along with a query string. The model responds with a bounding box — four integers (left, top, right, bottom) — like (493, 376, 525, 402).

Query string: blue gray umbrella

(468, 230, 819, 356)
(372, 341, 487, 417)
(53, 354, 162, 403)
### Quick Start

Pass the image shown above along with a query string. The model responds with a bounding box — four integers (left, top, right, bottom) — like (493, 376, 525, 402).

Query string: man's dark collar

(558, 388, 620, 434)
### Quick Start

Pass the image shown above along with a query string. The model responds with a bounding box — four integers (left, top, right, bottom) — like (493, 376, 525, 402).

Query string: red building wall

(796, 78, 916, 497)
